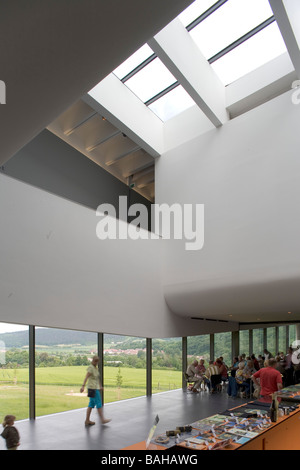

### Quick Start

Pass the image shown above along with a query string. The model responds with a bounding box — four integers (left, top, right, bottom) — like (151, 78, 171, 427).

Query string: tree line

(1, 349, 91, 369)
(1, 345, 184, 371)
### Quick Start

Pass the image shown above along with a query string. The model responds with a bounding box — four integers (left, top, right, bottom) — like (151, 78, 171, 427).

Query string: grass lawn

(0, 366, 182, 421)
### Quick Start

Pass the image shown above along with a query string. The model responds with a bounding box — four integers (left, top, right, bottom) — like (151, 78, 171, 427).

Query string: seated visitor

(244, 360, 256, 377)
(235, 362, 251, 397)
(230, 357, 240, 377)
(217, 357, 228, 383)
(196, 359, 206, 375)
(186, 360, 202, 393)
(257, 355, 264, 368)
(243, 360, 256, 397)
(196, 359, 210, 390)
(239, 355, 247, 366)
(251, 354, 260, 371)
(206, 360, 221, 392)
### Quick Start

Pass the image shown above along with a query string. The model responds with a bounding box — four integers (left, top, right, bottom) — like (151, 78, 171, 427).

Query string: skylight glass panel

(178, 0, 217, 28)
(148, 85, 195, 121)
(124, 57, 177, 103)
(189, 0, 274, 60)
(113, 44, 154, 80)
(211, 22, 288, 85)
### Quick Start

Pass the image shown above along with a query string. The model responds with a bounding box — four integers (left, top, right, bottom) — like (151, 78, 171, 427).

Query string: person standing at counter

(251, 358, 283, 398)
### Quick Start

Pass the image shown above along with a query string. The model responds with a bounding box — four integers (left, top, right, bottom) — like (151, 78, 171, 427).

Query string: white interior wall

(156, 89, 300, 324)
(0, 173, 237, 338)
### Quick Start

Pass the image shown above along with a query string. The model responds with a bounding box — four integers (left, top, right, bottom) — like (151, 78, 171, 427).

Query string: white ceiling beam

(226, 52, 297, 117)
(148, 17, 229, 127)
(63, 111, 98, 136)
(84, 74, 164, 158)
(105, 146, 141, 167)
(269, 0, 300, 78)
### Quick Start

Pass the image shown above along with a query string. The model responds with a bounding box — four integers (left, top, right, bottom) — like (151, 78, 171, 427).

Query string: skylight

(211, 21, 288, 85)
(113, 44, 154, 81)
(187, 0, 274, 60)
(180, 0, 288, 85)
(148, 84, 195, 121)
(113, 45, 196, 122)
(123, 56, 177, 104)
(111, 0, 289, 119)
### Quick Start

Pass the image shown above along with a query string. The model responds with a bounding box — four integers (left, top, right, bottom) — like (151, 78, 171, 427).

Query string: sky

(0, 322, 29, 334)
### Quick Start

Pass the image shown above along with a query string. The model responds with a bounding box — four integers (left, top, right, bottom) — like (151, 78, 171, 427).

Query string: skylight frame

(185, 0, 276, 64)
(122, 56, 178, 105)
(210, 21, 289, 85)
(207, 16, 276, 64)
(121, 52, 157, 83)
(114, 47, 183, 113)
(148, 84, 196, 121)
(185, 0, 228, 32)
(112, 0, 286, 119)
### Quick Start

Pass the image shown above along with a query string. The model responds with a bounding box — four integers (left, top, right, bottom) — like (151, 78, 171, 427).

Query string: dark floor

(0, 389, 249, 450)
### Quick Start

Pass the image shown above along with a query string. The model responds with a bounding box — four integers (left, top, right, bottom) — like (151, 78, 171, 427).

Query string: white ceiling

(0, 0, 193, 166)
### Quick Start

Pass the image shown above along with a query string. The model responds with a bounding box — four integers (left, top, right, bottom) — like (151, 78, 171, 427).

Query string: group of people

(186, 347, 298, 398)
(186, 357, 228, 393)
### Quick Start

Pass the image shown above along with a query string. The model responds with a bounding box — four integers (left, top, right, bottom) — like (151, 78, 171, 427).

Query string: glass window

(35, 327, 97, 417)
(266, 327, 276, 356)
(289, 325, 296, 347)
(214, 332, 231, 365)
(103, 334, 146, 403)
(152, 337, 182, 394)
(189, 0, 274, 60)
(211, 22, 287, 85)
(239, 330, 249, 357)
(187, 334, 210, 366)
(0, 323, 29, 422)
(148, 85, 195, 121)
(124, 57, 177, 103)
(113, 44, 154, 80)
(278, 326, 287, 355)
(253, 328, 264, 356)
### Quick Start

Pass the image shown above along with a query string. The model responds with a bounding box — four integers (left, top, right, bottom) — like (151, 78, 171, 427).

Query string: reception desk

(123, 387, 300, 451)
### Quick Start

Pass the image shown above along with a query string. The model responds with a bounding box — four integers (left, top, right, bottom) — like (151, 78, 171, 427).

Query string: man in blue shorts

(80, 356, 111, 426)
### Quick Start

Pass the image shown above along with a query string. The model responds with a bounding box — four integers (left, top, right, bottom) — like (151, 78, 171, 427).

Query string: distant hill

(0, 328, 128, 349)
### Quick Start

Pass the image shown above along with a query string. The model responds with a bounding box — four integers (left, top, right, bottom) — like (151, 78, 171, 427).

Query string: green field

(0, 366, 182, 422)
